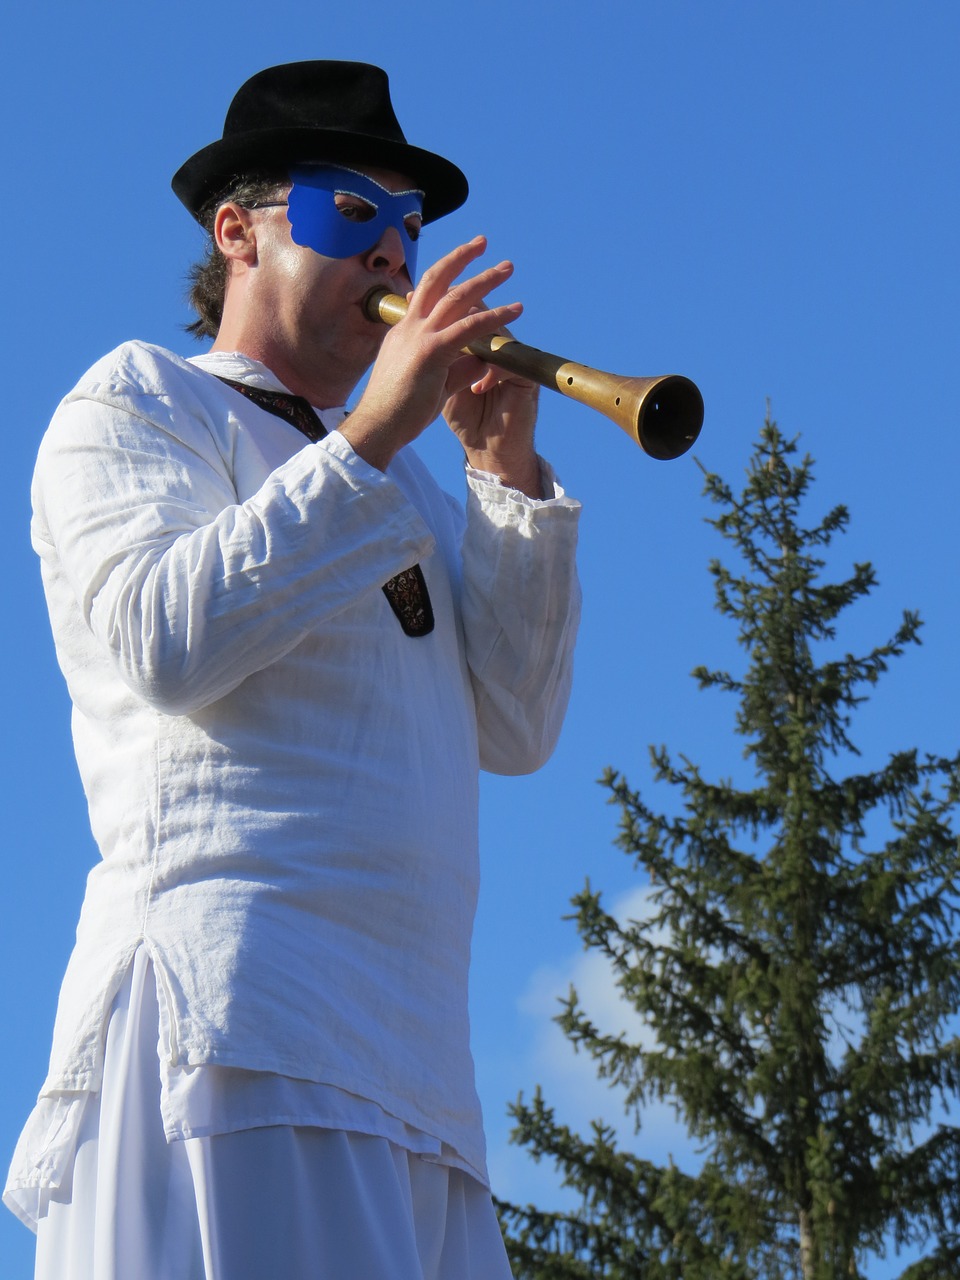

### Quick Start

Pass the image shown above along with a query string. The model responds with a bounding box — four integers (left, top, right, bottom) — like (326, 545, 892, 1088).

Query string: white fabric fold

(25, 950, 513, 1279)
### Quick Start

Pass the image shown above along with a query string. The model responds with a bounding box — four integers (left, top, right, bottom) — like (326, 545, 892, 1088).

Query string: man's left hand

(443, 352, 542, 499)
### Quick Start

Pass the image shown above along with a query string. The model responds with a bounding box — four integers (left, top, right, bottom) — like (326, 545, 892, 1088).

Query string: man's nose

(364, 224, 410, 278)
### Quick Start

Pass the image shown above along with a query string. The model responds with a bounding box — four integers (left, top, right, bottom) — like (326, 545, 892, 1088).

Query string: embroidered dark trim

(215, 377, 328, 443)
(214, 375, 435, 638)
(382, 564, 435, 637)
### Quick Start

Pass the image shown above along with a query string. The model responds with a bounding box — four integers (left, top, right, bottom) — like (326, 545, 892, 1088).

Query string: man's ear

(214, 203, 259, 267)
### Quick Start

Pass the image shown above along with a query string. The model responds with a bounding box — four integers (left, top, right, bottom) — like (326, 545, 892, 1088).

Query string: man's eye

(334, 195, 377, 223)
(404, 215, 422, 243)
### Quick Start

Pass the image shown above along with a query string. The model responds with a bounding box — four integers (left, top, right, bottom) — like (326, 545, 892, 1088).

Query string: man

(4, 61, 580, 1279)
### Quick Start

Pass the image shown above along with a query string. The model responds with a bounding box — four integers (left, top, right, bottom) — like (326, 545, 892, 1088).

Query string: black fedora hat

(172, 61, 468, 225)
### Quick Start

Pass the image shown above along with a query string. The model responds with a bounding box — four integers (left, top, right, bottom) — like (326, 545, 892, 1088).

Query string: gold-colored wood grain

(364, 289, 703, 460)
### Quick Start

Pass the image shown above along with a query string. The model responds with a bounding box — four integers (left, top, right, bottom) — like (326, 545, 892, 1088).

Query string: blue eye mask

(287, 165, 424, 279)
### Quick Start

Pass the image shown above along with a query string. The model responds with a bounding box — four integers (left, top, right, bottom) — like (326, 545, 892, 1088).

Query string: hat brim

(172, 126, 468, 225)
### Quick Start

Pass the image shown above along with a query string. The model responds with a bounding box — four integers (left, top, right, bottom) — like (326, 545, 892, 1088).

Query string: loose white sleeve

(460, 462, 582, 775)
(31, 347, 435, 716)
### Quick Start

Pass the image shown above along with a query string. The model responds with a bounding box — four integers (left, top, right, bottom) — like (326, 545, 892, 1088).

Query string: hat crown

(172, 60, 467, 224)
(224, 62, 407, 146)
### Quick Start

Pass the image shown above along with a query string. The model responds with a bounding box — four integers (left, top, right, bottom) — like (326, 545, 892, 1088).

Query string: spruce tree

(498, 420, 960, 1280)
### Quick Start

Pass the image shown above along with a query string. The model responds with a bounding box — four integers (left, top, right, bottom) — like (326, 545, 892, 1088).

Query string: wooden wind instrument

(364, 288, 704, 460)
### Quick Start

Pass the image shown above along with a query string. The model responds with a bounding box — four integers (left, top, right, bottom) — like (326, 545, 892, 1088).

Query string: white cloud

(486, 884, 703, 1204)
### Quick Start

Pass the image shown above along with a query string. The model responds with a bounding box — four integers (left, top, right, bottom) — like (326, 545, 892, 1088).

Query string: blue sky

(2, 3, 958, 1276)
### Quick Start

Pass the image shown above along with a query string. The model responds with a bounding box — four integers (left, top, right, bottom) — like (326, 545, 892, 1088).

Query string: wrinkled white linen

(5, 342, 580, 1220)
(31, 949, 513, 1280)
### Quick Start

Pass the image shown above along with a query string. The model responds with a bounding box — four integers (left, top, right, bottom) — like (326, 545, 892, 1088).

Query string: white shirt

(5, 342, 580, 1219)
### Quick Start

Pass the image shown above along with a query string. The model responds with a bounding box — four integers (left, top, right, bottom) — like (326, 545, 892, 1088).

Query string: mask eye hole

(334, 192, 377, 223)
(403, 213, 423, 243)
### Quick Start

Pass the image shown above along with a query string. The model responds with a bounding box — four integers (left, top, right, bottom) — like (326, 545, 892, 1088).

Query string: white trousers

(34, 955, 513, 1280)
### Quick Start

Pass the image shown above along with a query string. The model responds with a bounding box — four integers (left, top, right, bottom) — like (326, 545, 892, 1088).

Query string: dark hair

(185, 175, 289, 340)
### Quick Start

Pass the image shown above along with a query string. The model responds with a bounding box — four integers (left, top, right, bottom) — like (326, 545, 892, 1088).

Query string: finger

(470, 364, 539, 396)
(407, 236, 488, 315)
(428, 261, 515, 328)
(444, 354, 489, 397)
(470, 367, 501, 395)
(409, 259, 515, 338)
(442, 301, 524, 354)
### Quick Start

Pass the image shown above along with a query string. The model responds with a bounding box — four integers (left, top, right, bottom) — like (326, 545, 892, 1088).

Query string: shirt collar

(189, 351, 348, 433)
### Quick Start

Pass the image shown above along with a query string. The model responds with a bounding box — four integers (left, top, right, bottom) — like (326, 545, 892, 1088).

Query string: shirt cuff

(464, 457, 579, 508)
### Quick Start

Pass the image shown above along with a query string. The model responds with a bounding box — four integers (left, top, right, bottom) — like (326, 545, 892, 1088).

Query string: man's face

(246, 163, 420, 391)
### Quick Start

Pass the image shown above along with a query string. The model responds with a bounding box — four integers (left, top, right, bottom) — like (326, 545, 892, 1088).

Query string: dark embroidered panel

(214, 375, 435, 638)
(382, 564, 435, 637)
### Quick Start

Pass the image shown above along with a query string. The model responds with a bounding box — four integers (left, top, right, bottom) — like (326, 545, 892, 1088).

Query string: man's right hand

(339, 236, 524, 472)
